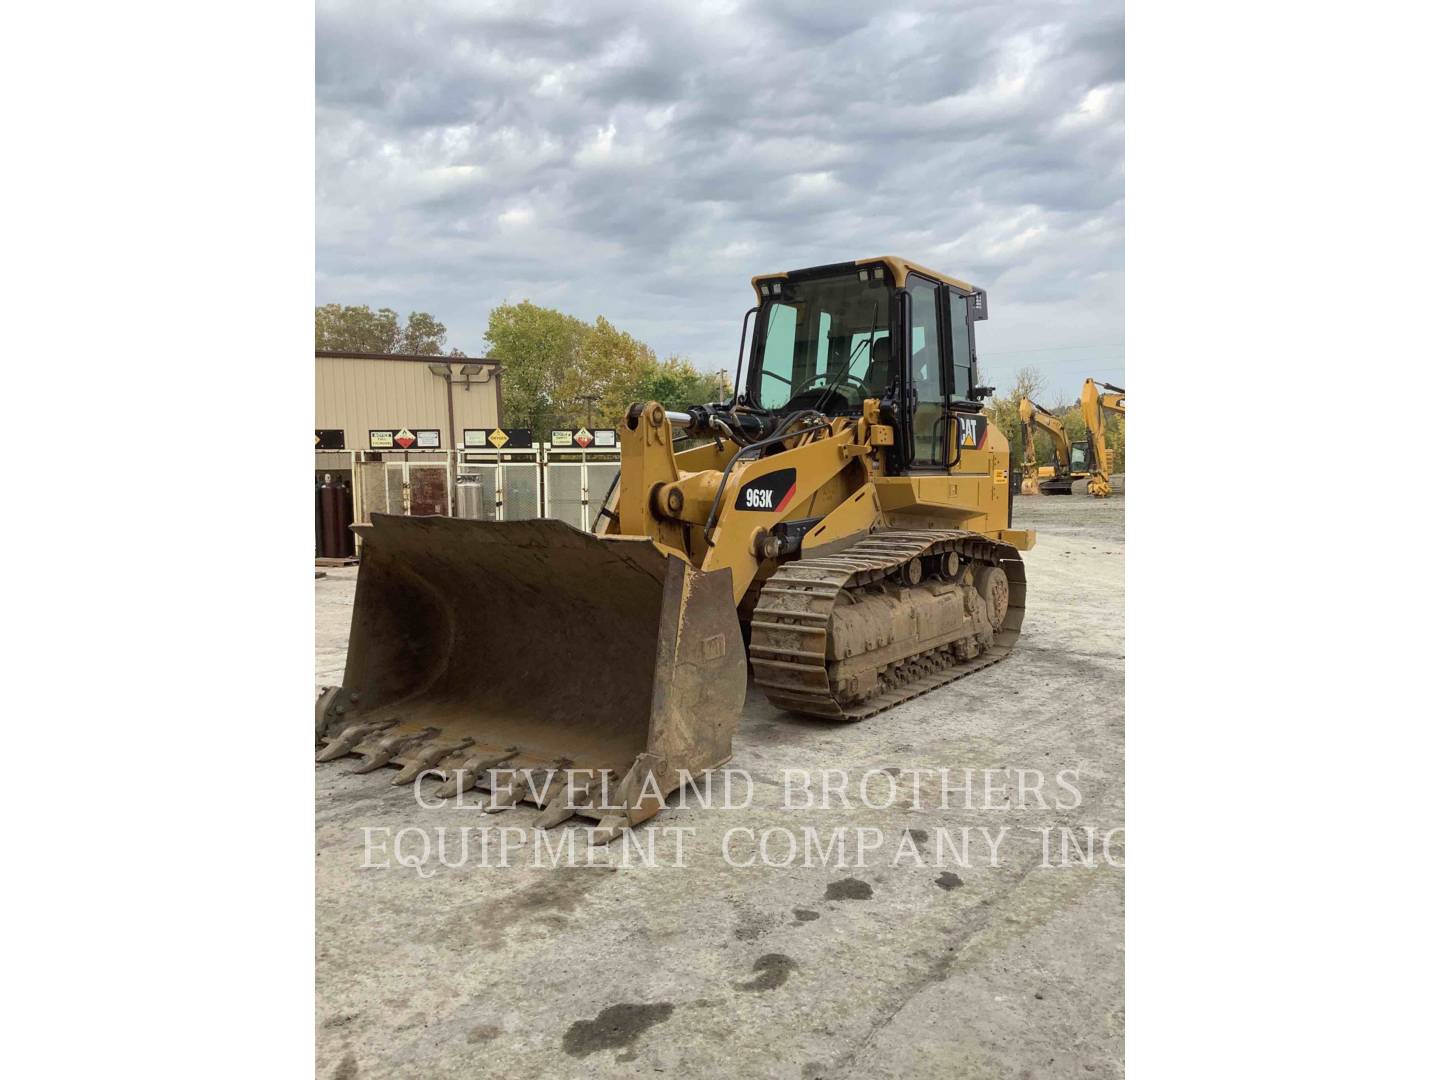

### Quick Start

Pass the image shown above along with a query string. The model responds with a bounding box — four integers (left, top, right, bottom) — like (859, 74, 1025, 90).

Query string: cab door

(903, 274, 949, 469)
(898, 274, 989, 472)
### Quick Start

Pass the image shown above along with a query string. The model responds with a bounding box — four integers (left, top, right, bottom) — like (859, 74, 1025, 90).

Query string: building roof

(315, 350, 501, 365)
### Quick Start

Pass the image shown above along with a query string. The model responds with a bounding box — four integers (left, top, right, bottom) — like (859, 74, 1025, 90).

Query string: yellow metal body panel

(605, 395, 1025, 603)
(801, 482, 881, 554)
(998, 529, 1037, 551)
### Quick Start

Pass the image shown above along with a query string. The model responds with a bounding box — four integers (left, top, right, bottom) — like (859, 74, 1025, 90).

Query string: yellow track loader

(317, 257, 1035, 840)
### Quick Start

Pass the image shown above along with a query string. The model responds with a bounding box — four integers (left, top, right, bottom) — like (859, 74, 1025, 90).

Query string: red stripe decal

(774, 483, 798, 514)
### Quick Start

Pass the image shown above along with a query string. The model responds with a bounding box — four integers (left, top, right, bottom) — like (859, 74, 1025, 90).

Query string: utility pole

(579, 393, 599, 429)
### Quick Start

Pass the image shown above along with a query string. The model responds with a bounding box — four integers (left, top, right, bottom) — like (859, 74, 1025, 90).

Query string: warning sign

(550, 428, 617, 450)
(463, 428, 534, 450)
(316, 429, 345, 450)
(369, 428, 441, 451)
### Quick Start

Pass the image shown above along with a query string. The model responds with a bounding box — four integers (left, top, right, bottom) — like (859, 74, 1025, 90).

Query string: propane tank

(315, 475, 324, 557)
(320, 473, 350, 558)
(337, 477, 355, 556)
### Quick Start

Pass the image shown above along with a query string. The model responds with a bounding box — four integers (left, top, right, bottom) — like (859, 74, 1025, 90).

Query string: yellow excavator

(1079, 378, 1125, 497)
(1017, 397, 1083, 495)
(317, 257, 1035, 840)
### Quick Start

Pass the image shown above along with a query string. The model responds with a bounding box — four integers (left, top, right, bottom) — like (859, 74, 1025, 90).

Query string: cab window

(948, 289, 973, 400)
(757, 304, 800, 409)
(750, 269, 892, 412)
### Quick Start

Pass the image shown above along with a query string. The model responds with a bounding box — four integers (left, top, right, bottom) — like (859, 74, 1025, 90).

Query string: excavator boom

(1079, 378, 1125, 497)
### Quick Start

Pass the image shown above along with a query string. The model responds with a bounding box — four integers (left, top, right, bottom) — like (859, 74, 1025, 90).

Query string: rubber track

(748, 529, 1026, 720)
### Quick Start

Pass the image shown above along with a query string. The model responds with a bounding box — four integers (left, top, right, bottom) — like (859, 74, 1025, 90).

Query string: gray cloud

(317, 0, 1124, 402)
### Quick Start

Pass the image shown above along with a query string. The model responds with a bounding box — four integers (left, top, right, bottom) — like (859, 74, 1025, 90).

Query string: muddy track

(748, 529, 1027, 720)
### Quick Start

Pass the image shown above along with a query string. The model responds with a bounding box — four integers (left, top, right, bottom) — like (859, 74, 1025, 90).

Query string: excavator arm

(1079, 379, 1125, 497)
(1017, 398, 1040, 495)
(1018, 397, 1074, 494)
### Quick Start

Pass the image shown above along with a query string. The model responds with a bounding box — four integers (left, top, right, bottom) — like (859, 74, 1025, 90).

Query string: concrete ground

(316, 489, 1124, 1079)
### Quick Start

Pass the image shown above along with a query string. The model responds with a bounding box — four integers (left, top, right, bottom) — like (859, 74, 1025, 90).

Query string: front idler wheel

(973, 565, 1009, 631)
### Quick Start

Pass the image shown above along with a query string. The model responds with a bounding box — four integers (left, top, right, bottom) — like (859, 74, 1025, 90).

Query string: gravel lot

(316, 488, 1125, 1078)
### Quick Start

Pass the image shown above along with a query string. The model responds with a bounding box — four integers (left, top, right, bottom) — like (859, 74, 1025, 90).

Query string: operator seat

(863, 337, 893, 396)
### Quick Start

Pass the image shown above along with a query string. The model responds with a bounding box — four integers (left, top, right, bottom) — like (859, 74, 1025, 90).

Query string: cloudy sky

(317, 0, 1123, 405)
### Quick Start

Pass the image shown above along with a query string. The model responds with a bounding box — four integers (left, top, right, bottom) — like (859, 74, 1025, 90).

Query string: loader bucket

(316, 515, 747, 838)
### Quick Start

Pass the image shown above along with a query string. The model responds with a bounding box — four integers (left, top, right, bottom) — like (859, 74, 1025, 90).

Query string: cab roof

(750, 256, 980, 298)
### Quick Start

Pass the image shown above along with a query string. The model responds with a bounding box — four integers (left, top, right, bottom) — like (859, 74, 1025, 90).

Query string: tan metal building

(314, 350, 503, 472)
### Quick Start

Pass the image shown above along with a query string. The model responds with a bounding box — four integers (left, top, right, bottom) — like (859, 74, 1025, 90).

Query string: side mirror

(973, 385, 995, 400)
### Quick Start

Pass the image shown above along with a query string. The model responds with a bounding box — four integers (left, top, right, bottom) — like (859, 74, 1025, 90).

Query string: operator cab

(739, 257, 990, 472)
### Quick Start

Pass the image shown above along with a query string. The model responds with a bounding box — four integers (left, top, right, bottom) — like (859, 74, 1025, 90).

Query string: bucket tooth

(534, 800, 578, 830)
(428, 772, 471, 801)
(429, 774, 470, 801)
(534, 771, 610, 830)
(430, 749, 520, 800)
(521, 763, 574, 809)
(533, 763, 581, 808)
(590, 813, 630, 846)
(315, 686, 342, 744)
(390, 738, 475, 786)
(574, 756, 669, 842)
(350, 750, 391, 774)
(352, 729, 437, 774)
(483, 770, 528, 813)
(611, 753, 670, 828)
(316, 720, 394, 763)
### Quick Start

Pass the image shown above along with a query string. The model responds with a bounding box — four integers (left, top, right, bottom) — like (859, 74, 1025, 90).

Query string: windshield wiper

(811, 300, 879, 417)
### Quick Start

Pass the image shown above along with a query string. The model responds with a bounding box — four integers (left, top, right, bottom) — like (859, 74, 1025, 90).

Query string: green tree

(983, 366, 1048, 466)
(626, 356, 731, 415)
(483, 301, 590, 435)
(485, 302, 732, 434)
(556, 315, 655, 428)
(398, 311, 452, 355)
(315, 304, 456, 355)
